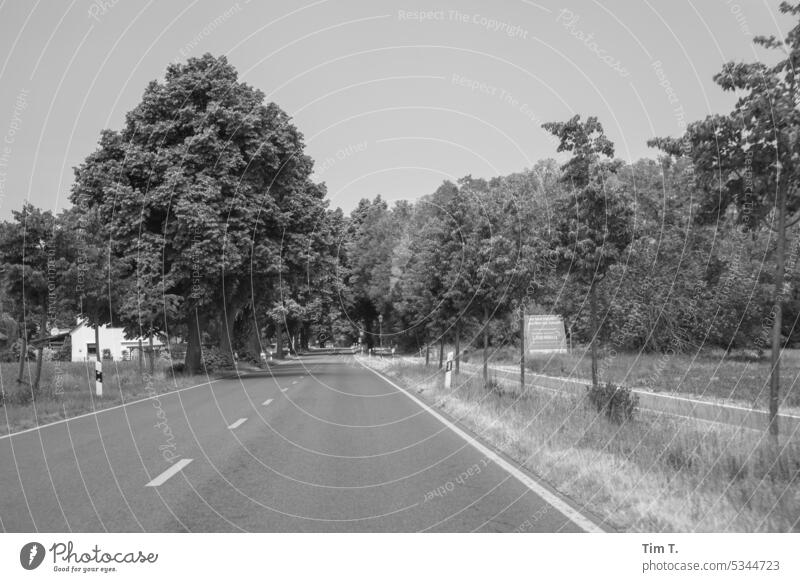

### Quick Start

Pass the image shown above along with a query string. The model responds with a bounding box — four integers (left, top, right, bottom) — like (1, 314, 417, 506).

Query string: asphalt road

(0, 355, 602, 532)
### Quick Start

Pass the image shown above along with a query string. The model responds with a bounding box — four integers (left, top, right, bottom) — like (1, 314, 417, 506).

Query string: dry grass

(373, 358, 800, 532)
(0, 360, 211, 435)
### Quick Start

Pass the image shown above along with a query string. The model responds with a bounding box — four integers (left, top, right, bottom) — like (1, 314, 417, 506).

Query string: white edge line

(262, 398, 273, 406)
(227, 418, 248, 429)
(1, 378, 223, 441)
(145, 458, 193, 487)
(357, 359, 604, 533)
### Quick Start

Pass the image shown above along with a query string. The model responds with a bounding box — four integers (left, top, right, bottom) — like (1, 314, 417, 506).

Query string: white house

(52, 320, 166, 362)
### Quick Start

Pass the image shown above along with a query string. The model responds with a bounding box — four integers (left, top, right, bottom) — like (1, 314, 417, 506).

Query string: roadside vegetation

(0, 358, 232, 436)
(369, 358, 800, 532)
(457, 346, 800, 412)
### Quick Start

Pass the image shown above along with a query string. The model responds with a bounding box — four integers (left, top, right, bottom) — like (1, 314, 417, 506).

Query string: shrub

(170, 362, 186, 375)
(587, 381, 638, 423)
(526, 354, 569, 374)
(485, 378, 504, 396)
(3, 384, 33, 407)
(200, 346, 234, 372)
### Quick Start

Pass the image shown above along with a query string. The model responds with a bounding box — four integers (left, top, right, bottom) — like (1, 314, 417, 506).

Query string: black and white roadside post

(444, 351, 454, 389)
(378, 314, 383, 349)
(95, 358, 103, 397)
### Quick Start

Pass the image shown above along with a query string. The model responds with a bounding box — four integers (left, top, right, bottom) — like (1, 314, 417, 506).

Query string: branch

(786, 213, 800, 229)
(760, 214, 778, 233)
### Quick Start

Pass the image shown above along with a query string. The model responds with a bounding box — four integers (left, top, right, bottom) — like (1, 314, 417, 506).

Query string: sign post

(95, 359, 103, 397)
(444, 351, 454, 389)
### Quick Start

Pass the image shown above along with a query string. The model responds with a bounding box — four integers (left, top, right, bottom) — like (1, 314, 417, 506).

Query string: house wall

(70, 323, 165, 362)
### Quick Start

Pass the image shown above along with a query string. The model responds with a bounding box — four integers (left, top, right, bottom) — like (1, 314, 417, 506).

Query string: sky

(0, 0, 793, 219)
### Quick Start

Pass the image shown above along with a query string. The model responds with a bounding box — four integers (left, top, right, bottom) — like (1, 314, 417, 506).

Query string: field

(368, 357, 800, 532)
(0, 359, 213, 436)
(455, 345, 800, 412)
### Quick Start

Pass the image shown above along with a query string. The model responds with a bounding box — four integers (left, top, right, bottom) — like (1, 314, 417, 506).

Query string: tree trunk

(185, 311, 203, 375)
(483, 306, 489, 387)
(247, 321, 262, 361)
(148, 334, 155, 375)
(425, 341, 430, 366)
(455, 323, 461, 375)
(16, 334, 26, 384)
(218, 303, 236, 357)
(32, 310, 47, 393)
(768, 185, 787, 439)
(138, 338, 143, 377)
(275, 320, 284, 360)
(589, 282, 599, 388)
(438, 337, 444, 369)
(519, 304, 526, 391)
(33, 344, 44, 394)
(95, 323, 101, 363)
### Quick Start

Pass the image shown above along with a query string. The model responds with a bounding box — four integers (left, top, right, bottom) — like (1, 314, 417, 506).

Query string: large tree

(649, 1, 800, 436)
(71, 54, 316, 374)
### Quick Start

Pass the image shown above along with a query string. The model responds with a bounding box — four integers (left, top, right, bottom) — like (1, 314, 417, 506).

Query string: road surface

(0, 355, 602, 532)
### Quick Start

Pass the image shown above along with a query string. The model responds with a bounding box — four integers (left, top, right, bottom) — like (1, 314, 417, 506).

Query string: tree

(71, 54, 316, 374)
(649, 1, 800, 437)
(544, 115, 634, 388)
(0, 204, 74, 394)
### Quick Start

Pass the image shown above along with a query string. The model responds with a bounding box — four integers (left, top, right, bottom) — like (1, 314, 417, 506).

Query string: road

(0, 355, 602, 532)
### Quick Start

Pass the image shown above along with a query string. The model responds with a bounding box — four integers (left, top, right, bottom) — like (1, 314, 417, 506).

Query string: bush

(200, 346, 234, 372)
(170, 362, 186, 375)
(526, 354, 569, 375)
(587, 381, 638, 423)
(2, 384, 33, 407)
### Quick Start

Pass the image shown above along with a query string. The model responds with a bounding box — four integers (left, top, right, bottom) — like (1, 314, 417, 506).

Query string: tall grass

(503, 348, 800, 410)
(0, 360, 207, 435)
(379, 360, 800, 532)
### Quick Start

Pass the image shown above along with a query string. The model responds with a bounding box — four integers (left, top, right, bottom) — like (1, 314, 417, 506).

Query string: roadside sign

(525, 315, 567, 354)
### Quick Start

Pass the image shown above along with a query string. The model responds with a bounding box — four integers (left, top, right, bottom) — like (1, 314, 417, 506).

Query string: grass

(370, 358, 800, 532)
(454, 344, 800, 412)
(0, 359, 213, 436)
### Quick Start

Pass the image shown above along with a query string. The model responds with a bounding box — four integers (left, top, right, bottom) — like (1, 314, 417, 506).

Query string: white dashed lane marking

(145, 458, 193, 487)
(262, 398, 273, 406)
(227, 418, 248, 429)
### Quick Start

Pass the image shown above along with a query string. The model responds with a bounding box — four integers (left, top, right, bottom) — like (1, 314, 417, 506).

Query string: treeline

(346, 1, 800, 437)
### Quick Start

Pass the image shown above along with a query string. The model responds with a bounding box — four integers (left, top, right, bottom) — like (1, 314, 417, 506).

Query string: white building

(52, 320, 166, 362)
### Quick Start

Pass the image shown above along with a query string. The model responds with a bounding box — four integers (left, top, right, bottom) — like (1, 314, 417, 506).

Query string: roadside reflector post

(444, 351, 454, 389)
(95, 359, 103, 397)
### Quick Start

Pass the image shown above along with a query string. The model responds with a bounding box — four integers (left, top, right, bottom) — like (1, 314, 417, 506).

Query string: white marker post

(95, 359, 103, 397)
(444, 351, 454, 389)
